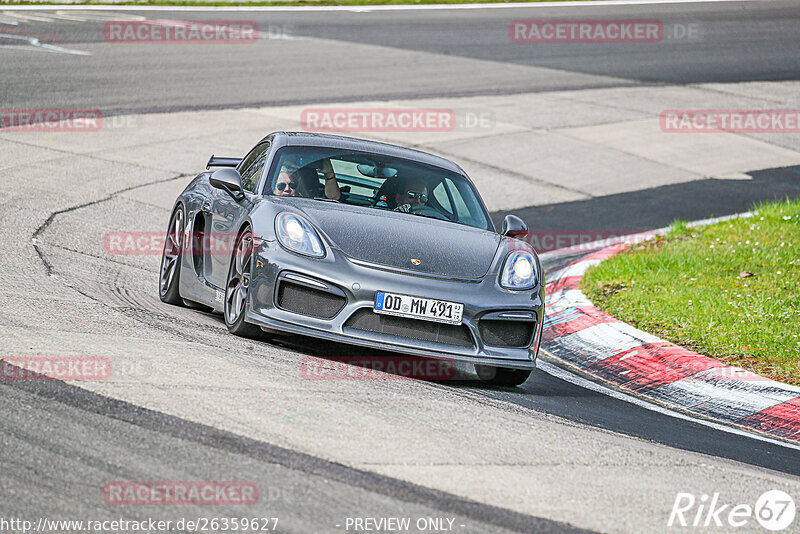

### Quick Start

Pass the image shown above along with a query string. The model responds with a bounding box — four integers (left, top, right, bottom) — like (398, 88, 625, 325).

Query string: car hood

(293, 202, 501, 279)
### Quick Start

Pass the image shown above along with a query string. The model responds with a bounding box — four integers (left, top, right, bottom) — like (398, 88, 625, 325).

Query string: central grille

(479, 320, 536, 348)
(344, 309, 474, 349)
(276, 281, 346, 319)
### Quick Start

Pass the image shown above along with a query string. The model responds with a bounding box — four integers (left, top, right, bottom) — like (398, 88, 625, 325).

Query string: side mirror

(502, 214, 528, 238)
(210, 168, 244, 200)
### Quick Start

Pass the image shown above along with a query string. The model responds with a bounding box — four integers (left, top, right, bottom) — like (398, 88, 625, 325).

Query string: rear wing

(206, 155, 242, 170)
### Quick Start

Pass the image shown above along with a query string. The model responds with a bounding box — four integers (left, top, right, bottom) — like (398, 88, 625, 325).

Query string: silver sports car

(159, 132, 544, 386)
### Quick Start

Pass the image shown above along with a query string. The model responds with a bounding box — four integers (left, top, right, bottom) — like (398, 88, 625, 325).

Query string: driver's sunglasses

(276, 181, 297, 191)
(406, 190, 428, 203)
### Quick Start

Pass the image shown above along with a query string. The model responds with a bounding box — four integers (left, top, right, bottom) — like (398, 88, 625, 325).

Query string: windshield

(265, 146, 491, 231)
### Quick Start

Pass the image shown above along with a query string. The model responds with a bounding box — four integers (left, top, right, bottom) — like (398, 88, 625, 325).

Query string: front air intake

(479, 320, 536, 348)
(344, 309, 474, 349)
(276, 281, 346, 319)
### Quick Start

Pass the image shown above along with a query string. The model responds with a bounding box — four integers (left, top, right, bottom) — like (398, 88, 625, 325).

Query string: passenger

(318, 158, 341, 200)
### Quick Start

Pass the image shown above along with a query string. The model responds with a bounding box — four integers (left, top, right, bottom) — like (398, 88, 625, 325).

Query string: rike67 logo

(669, 490, 796, 531)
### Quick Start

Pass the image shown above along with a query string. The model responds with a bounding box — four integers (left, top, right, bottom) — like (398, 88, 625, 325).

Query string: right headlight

(500, 251, 538, 290)
(275, 212, 325, 258)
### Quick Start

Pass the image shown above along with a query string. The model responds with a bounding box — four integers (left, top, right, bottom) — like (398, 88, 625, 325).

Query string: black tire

(224, 227, 263, 339)
(475, 365, 532, 387)
(159, 205, 186, 306)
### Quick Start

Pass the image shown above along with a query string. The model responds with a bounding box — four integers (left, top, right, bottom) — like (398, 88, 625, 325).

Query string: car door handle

(202, 201, 212, 211)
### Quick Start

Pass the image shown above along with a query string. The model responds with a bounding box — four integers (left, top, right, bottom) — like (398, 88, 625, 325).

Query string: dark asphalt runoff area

(2, 2, 800, 533)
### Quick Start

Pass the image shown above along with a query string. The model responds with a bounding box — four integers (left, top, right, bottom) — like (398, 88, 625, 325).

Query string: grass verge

(581, 199, 800, 386)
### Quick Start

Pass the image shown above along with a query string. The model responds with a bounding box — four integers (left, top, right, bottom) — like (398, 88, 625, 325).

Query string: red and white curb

(541, 233, 800, 446)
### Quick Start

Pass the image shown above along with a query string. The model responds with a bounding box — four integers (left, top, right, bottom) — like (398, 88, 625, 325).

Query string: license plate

(373, 291, 464, 325)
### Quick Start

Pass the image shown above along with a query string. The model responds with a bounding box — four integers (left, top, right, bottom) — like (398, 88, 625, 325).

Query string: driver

(274, 158, 338, 199)
(273, 168, 298, 196)
(273, 156, 303, 197)
(393, 180, 428, 213)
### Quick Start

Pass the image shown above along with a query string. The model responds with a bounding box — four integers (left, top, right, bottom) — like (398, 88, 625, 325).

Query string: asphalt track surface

(2, 2, 800, 533)
(1, 1, 800, 113)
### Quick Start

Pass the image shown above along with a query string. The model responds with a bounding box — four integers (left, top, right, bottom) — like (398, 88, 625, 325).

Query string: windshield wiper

(312, 197, 339, 203)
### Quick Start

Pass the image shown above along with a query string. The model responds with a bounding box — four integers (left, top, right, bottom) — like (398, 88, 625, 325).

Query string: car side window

(431, 182, 453, 215)
(238, 142, 271, 193)
(444, 177, 482, 226)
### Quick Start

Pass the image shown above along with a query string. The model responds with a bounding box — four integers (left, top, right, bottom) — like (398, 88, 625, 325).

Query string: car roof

(263, 131, 467, 177)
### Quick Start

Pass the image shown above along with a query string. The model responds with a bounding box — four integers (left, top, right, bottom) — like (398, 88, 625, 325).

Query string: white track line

(538, 360, 800, 452)
(1, 0, 748, 12)
(0, 33, 91, 54)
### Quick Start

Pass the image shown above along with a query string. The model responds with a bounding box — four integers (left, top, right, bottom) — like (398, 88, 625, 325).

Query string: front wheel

(159, 205, 186, 306)
(224, 227, 263, 339)
(475, 365, 532, 387)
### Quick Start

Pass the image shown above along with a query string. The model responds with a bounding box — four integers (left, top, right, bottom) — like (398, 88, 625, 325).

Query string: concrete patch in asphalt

(559, 119, 800, 177)
(431, 129, 703, 197)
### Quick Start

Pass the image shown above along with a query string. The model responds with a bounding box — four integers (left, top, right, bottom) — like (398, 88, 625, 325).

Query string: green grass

(0, 0, 600, 5)
(581, 199, 800, 386)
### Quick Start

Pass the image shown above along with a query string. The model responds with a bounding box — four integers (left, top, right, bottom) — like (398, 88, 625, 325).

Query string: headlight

(500, 251, 538, 290)
(275, 212, 325, 258)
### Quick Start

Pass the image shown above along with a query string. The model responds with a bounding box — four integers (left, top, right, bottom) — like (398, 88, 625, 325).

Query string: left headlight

(500, 251, 538, 290)
(275, 212, 325, 258)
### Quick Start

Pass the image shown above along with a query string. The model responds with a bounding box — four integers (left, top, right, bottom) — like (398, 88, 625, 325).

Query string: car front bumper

(246, 239, 545, 370)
